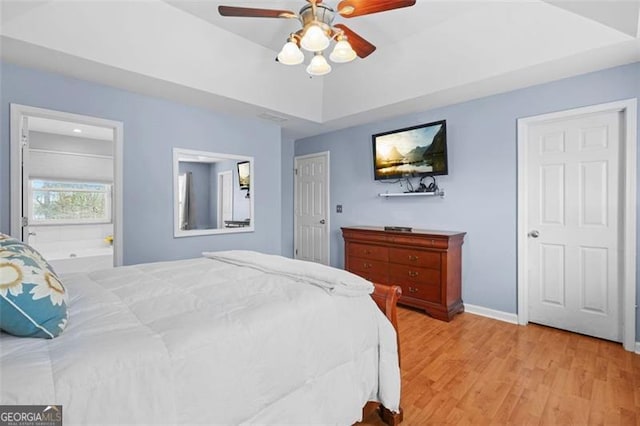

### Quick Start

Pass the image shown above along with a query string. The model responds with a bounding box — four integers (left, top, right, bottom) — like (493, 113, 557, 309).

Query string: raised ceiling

(1, 0, 639, 139)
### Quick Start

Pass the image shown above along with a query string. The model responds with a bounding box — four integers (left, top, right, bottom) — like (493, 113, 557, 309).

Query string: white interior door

(294, 152, 329, 265)
(217, 171, 233, 228)
(527, 110, 621, 341)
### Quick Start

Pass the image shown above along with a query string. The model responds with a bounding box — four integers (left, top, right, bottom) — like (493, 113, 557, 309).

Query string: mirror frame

(173, 148, 254, 237)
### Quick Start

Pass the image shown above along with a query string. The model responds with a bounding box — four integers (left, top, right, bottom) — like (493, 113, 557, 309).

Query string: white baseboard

(464, 304, 519, 324)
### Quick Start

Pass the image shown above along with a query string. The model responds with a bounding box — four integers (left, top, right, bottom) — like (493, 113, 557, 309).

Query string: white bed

(0, 251, 401, 425)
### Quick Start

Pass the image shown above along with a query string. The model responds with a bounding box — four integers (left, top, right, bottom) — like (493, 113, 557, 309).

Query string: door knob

(319, 219, 326, 224)
(528, 230, 540, 238)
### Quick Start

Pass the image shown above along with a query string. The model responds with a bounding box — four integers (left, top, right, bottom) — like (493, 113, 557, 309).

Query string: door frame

(10, 104, 125, 267)
(217, 170, 233, 229)
(517, 99, 637, 351)
(294, 151, 330, 265)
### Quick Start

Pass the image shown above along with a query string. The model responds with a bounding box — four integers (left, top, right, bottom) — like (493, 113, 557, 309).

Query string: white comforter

(0, 252, 400, 425)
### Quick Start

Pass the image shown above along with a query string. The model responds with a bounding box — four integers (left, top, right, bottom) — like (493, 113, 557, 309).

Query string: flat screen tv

(237, 161, 250, 190)
(372, 120, 448, 180)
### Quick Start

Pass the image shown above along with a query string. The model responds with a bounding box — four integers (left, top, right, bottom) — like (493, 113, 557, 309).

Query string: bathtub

(36, 244, 114, 275)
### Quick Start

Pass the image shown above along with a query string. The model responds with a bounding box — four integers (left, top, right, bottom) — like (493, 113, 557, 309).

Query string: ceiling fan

(218, 0, 416, 76)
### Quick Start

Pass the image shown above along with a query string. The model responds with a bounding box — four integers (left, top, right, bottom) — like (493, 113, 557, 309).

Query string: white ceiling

(1, 0, 639, 139)
(29, 116, 114, 141)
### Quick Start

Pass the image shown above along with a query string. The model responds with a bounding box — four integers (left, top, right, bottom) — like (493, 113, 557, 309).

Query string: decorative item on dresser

(342, 226, 466, 321)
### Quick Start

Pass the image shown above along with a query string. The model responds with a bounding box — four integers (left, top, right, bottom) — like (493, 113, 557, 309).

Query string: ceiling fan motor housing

(300, 4, 335, 35)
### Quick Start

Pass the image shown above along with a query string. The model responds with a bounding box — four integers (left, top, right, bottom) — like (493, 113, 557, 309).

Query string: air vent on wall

(258, 112, 289, 123)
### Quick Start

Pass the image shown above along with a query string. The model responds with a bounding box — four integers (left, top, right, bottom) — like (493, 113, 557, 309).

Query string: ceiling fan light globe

(329, 40, 357, 63)
(300, 25, 330, 52)
(306, 54, 332, 76)
(277, 41, 304, 65)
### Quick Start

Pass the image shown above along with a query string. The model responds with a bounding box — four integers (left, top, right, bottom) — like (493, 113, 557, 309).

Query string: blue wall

(0, 62, 284, 264)
(296, 63, 640, 333)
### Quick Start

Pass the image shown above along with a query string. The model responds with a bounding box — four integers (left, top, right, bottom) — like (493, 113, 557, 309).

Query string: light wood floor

(361, 307, 640, 425)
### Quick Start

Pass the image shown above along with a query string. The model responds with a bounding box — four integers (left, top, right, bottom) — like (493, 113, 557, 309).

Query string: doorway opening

(10, 105, 124, 273)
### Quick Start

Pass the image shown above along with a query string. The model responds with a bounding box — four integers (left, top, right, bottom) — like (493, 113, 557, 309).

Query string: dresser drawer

(350, 269, 389, 285)
(389, 264, 440, 286)
(349, 257, 388, 276)
(389, 248, 440, 269)
(400, 282, 441, 303)
(348, 243, 388, 261)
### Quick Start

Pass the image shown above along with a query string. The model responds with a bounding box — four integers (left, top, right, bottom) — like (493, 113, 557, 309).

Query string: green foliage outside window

(31, 180, 110, 223)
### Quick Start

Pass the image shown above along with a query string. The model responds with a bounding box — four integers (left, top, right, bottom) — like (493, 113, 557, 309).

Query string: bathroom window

(30, 179, 112, 224)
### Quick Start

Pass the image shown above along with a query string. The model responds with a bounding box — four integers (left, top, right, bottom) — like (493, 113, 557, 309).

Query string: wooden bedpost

(370, 283, 401, 341)
(366, 283, 403, 426)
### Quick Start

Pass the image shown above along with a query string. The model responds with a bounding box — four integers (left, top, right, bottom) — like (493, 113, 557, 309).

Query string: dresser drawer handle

(408, 271, 419, 277)
(364, 249, 371, 255)
(363, 263, 372, 269)
(408, 255, 418, 261)
(408, 286, 418, 293)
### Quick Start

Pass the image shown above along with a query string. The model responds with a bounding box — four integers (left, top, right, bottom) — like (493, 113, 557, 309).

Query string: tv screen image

(237, 161, 250, 190)
(372, 120, 447, 180)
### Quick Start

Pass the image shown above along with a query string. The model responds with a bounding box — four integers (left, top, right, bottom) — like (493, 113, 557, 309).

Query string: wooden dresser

(342, 226, 466, 321)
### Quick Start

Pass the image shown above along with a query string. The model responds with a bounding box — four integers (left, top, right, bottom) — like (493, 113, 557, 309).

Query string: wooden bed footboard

(370, 283, 401, 337)
(362, 283, 403, 426)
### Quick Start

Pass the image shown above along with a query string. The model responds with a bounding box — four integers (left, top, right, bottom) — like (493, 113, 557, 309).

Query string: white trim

(635, 342, 640, 355)
(516, 116, 529, 328)
(294, 151, 331, 265)
(113, 120, 124, 268)
(10, 104, 124, 267)
(172, 147, 254, 237)
(29, 148, 113, 160)
(621, 101, 638, 353)
(217, 172, 223, 229)
(517, 98, 637, 352)
(464, 304, 519, 324)
(217, 170, 233, 229)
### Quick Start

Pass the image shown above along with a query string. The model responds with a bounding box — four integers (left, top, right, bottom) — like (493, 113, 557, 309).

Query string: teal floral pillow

(0, 233, 69, 338)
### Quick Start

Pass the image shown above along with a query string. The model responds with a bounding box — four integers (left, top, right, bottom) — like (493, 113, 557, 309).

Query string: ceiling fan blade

(333, 24, 376, 58)
(218, 6, 297, 19)
(337, 0, 416, 18)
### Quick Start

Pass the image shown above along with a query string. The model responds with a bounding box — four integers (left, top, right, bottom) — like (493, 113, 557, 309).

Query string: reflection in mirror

(173, 148, 254, 237)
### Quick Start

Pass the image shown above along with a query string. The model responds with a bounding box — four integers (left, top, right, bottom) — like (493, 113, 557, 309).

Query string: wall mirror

(173, 148, 254, 237)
